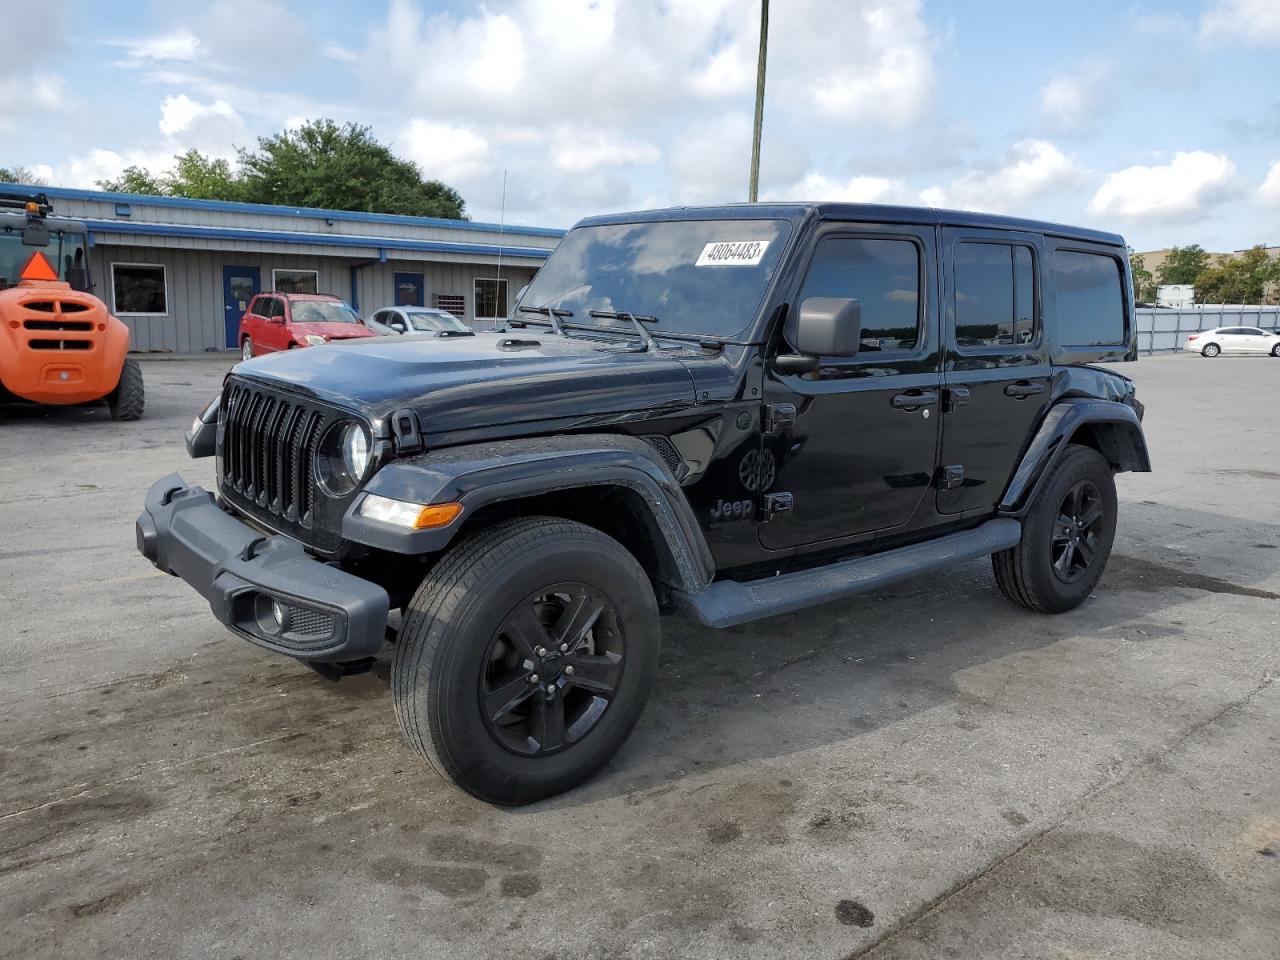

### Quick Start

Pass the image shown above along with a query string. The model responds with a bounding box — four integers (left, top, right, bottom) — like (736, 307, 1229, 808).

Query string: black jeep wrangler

(137, 204, 1149, 804)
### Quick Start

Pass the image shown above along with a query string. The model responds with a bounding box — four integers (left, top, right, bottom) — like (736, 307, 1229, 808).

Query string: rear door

(937, 227, 1051, 514)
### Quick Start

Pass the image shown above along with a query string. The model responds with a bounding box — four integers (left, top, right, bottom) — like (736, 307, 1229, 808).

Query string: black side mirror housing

(774, 297, 862, 372)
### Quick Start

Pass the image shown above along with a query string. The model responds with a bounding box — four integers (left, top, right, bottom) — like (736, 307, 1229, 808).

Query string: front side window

(273, 269, 319, 294)
(474, 278, 508, 319)
(1054, 250, 1125, 346)
(795, 236, 921, 353)
(112, 263, 167, 315)
(954, 242, 1036, 348)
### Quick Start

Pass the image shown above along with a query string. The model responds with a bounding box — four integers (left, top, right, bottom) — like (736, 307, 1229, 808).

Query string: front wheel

(993, 444, 1117, 614)
(1271, 343, 1280, 357)
(392, 516, 660, 804)
(241, 337, 253, 361)
(107, 358, 144, 421)
(1202, 343, 1220, 357)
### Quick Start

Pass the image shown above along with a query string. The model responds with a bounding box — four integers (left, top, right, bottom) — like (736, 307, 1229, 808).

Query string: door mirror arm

(771, 297, 862, 374)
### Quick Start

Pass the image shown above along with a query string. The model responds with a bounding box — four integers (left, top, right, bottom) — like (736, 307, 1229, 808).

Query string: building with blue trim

(34, 186, 563, 353)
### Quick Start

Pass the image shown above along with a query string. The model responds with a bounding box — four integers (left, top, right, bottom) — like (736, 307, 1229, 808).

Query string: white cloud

(1201, 0, 1280, 43)
(922, 140, 1082, 212)
(763, 172, 909, 204)
(322, 44, 358, 64)
(399, 119, 492, 183)
(550, 128, 661, 174)
(122, 29, 202, 63)
(159, 94, 240, 138)
(691, 44, 754, 97)
(1088, 151, 1239, 221)
(1257, 161, 1280, 206)
(0, 74, 68, 127)
(51, 148, 175, 188)
(1038, 62, 1111, 135)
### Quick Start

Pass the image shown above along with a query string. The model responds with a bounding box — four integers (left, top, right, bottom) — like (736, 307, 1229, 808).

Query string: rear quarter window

(1053, 250, 1126, 347)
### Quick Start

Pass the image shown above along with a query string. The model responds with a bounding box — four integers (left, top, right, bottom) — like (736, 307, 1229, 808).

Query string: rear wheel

(107, 358, 144, 421)
(1202, 343, 1220, 357)
(392, 516, 660, 804)
(993, 444, 1117, 613)
(241, 337, 253, 361)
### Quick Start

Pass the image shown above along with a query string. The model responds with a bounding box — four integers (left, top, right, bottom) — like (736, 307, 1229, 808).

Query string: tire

(992, 444, 1117, 614)
(1202, 343, 1220, 357)
(241, 337, 253, 361)
(1271, 343, 1280, 357)
(107, 358, 144, 421)
(392, 516, 660, 804)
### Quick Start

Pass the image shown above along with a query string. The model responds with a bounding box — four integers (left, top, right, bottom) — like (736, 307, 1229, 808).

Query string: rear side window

(1054, 251, 1126, 346)
(953, 242, 1036, 348)
(797, 237, 921, 353)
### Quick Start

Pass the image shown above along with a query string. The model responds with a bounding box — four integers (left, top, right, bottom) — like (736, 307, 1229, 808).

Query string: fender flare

(1000, 398, 1150, 516)
(342, 434, 715, 592)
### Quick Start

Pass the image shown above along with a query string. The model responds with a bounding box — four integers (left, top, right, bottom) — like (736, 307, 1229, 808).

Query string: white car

(1184, 326, 1280, 357)
(366, 306, 474, 339)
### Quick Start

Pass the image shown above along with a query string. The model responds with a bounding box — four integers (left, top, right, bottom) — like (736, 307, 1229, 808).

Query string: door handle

(1004, 381, 1044, 399)
(891, 390, 939, 410)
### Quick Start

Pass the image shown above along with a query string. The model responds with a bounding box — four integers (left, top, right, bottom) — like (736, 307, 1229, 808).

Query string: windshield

(516, 218, 793, 340)
(291, 301, 359, 324)
(0, 226, 89, 291)
(406, 310, 468, 333)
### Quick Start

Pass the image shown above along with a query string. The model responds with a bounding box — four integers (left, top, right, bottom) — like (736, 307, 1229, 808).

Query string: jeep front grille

(221, 382, 327, 525)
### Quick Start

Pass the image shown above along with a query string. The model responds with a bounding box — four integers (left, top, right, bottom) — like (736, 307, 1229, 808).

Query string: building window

(272, 269, 319, 294)
(474, 278, 508, 319)
(435, 293, 466, 316)
(394, 272, 425, 306)
(111, 263, 167, 315)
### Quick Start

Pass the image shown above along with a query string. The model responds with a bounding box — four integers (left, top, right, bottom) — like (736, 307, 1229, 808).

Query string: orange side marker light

(413, 502, 464, 529)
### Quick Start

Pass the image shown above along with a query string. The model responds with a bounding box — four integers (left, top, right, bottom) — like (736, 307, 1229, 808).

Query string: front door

(937, 228, 1051, 514)
(223, 266, 260, 348)
(760, 225, 942, 550)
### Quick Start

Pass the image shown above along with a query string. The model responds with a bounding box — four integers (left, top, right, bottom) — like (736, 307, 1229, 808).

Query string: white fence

(1135, 306, 1280, 354)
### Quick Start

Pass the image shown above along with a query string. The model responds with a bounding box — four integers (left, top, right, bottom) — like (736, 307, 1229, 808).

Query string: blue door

(393, 271, 425, 306)
(223, 265, 260, 348)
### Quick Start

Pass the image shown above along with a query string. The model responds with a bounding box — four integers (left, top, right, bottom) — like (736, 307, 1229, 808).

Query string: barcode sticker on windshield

(695, 240, 770, 267)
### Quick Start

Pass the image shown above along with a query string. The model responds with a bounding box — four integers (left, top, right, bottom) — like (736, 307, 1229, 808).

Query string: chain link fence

(1135, 306, 1280, 354)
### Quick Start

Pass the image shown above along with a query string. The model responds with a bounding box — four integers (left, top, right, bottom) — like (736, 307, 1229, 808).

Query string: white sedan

(1184, 326, 1280, 357)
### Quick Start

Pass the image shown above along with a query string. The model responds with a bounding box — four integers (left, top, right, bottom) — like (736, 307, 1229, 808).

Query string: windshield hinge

(763, 403, 796, 436)
(390, 409, 423, 454)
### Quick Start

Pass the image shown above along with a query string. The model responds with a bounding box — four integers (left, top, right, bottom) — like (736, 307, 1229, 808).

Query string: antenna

(495, 169, 508, 309)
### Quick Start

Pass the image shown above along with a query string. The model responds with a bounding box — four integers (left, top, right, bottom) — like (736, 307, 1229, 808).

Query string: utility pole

(748, 0, 769, 203)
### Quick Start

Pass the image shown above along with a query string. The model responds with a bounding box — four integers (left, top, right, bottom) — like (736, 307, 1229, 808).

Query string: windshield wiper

(515, 304, 572, 336)
(588, 310, 658, 352)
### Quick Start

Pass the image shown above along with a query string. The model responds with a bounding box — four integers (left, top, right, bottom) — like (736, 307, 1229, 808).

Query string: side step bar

(675, 518, 1021, 629)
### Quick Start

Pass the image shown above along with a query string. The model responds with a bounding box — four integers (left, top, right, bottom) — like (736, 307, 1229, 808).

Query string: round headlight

(316, 421, 371, 496)
(303, 334, 327, 346)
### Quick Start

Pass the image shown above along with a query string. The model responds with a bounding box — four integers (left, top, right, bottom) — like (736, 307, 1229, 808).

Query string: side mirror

(389, 320, 406, 333)
(775, 297, 862, 372)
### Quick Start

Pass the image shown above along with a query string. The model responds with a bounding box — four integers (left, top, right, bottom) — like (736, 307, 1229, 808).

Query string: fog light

(271, 599, 287, 628)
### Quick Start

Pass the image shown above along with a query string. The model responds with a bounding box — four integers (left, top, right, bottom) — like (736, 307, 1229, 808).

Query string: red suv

(238, 292, 376, 359)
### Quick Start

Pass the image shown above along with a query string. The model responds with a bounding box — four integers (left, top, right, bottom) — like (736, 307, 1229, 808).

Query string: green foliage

(0, 165, 47, 186)
(1193, 246, 1280, 305)
(1156, 244, 1210, 285)
(237, 120, 465, 218)
(1128, 249, 1155, 302)
(94, 120, 466, 219)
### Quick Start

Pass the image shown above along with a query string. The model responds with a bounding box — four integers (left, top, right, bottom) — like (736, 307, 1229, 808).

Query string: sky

(2, 0, 1279, 252)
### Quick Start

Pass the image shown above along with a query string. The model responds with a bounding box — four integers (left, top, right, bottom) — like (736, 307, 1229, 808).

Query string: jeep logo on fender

(710, 498, 754, 522)
(695, 240, 770, 267)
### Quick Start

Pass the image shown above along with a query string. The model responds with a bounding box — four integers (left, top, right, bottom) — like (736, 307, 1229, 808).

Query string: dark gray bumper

(136, 473, 390, 662)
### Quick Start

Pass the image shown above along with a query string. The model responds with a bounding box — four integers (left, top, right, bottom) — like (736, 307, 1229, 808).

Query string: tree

(0, 165, 48, 186)
(97, 165, 167, 195)
(1193, 246, 1280, 305)
(1128, 249, 1155, 302)
(1156, 244, 1210, 285)
(237, 120, 466, 219)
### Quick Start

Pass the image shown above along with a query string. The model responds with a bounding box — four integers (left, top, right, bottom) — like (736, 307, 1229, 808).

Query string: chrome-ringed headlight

(316, 421, 371, 496)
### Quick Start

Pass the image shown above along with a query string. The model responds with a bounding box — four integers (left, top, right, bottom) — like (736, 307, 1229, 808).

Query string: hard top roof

(576, 202, 1124, 247)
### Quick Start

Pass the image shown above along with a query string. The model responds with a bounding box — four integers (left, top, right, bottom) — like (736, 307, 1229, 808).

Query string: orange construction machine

(0, 191, 143, 419)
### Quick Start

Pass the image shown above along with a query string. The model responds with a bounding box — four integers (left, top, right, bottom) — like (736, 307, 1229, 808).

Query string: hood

(234, 330, 701, 436)
(289, 321, 376, 340)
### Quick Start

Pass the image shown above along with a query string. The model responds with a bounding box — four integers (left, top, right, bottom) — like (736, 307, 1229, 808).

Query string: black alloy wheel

(1050, 479, 1104, 584)
(479, 583, 625, 757)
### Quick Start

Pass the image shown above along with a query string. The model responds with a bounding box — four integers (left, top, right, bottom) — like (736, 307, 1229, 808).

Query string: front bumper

(135, 473, 390, 662)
